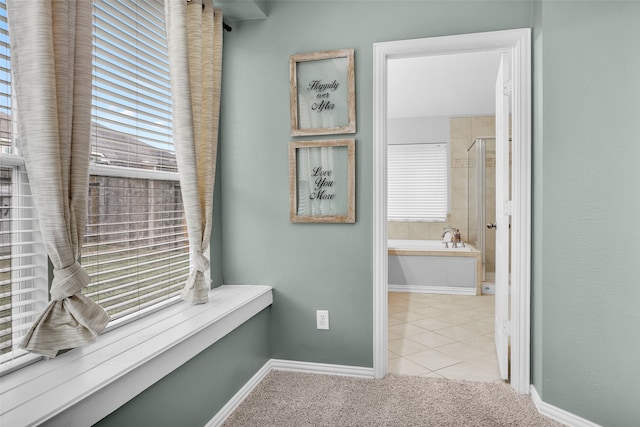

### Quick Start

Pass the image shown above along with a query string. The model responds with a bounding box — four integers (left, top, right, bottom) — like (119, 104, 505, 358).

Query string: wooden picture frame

(290, 49, 356, 136)
(289, 139, 356, 223)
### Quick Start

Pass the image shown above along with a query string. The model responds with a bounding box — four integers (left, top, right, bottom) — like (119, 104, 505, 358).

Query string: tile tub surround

(388, 292, 504, 383)
(388, 221, 449, 241)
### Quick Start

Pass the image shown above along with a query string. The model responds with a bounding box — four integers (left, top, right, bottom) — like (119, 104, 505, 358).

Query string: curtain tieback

(190, 249, 210, 272)
(186, 249, 210, 289)
(50, 261, 91, 300)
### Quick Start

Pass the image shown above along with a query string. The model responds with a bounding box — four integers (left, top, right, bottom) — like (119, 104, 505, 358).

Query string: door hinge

(503, 200, 512, 216)
(503, 320, 512, 336)
(503, 80, 513, 96)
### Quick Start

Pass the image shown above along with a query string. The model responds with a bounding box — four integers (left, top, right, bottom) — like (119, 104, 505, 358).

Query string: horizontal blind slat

(388, 143, 448, 221)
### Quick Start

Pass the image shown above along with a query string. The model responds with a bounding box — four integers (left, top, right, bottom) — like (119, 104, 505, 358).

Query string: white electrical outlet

(316, 310, 329, 330)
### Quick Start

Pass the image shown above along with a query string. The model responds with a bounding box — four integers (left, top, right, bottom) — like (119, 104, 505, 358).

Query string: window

(0, 167, 48, 366)
(85, 0, 188, 323)
(1, 0, 189, 369)
(387, 143, 448, 221)
(0, 0, 48, 368)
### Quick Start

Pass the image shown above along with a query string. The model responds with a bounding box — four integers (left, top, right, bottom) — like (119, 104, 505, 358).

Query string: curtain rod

(195, 2, 232, 32)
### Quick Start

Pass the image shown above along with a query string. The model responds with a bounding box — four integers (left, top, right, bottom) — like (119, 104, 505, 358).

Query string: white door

(494, 52, 511, 380)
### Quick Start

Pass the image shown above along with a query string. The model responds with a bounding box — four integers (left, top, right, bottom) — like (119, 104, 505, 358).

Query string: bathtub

(388, 239, 481, 295)
(388, 239, 473, 252)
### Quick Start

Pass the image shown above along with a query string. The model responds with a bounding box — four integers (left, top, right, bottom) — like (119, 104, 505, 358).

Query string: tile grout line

(388, 292, 504, 382)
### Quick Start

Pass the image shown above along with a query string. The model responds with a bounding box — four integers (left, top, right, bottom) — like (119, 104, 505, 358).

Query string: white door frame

(372, 28, 532, 394)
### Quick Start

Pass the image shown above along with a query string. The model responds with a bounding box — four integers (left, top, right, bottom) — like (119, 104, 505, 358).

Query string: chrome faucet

(442, 226, 456, 247)
(442, 226, 465, 248)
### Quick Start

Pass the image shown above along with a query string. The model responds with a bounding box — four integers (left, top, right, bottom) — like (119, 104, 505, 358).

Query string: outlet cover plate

(316, 310, 329, 330)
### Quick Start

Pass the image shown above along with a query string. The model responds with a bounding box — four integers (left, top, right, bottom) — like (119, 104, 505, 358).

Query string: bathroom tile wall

(388, 218, 450, 240)
(388, 115, 496, 275)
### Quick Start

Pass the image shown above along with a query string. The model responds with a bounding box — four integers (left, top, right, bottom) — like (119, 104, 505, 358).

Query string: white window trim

(89, 163, 179, 182)
(0, 285, 273, 427)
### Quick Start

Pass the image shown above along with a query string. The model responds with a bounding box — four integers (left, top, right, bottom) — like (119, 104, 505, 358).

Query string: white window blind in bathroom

(387, 143, 448, 221)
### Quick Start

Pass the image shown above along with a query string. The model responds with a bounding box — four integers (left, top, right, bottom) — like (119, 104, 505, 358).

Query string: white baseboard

(530, 385, 602, 427)
(389, 284, 476, 295)
(270, 359, 375, 378)
(206, 361, 272, 427)
(207, 359, 375, 426)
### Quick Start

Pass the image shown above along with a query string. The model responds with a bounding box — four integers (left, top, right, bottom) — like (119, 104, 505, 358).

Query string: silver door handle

(486, 223, 497, 229)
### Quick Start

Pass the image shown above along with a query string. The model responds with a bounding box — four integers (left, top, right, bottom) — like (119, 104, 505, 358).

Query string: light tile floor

(388, 292, 506, 383)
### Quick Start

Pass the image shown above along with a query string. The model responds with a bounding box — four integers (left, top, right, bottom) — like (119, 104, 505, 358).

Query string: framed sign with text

(290, 49, 356, 136)
(289, 139, 355, 223)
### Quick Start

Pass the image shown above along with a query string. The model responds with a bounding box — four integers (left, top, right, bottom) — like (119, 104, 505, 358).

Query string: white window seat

(0, 285, 273, 427)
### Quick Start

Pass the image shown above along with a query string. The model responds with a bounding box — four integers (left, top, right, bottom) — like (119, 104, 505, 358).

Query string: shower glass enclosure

(467, 137, 496, 284)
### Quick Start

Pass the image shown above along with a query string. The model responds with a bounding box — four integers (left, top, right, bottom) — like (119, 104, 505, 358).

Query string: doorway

(372, 29, 531, 394)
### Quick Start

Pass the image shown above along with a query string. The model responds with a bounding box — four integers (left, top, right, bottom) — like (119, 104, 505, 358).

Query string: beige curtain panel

(165, 0, 223, 304)
(8, 0, 109, 358)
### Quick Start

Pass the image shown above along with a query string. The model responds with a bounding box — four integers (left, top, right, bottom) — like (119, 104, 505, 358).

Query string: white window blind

(84, 0, 188, 322)
(0, 1, 8, 151)
(0, 0, 48, 367)
(387, 143, 448, 221)
(0, 166, 48, 366)
(1, 0, 190, 369)
(92, 0, 175, 170)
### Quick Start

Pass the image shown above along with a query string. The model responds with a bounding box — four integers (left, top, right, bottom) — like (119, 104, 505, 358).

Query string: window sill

(0, 285, 273, 427)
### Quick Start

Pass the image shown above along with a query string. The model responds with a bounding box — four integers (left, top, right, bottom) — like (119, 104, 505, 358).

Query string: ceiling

(387, 51, 503, 119)
(215, 0, 268, 22)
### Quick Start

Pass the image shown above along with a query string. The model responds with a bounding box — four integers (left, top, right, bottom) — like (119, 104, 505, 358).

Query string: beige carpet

(223, 371, 563, 426)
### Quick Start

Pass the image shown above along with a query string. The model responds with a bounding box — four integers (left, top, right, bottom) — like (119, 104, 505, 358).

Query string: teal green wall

(531, 0, 544, 393)
(532, 2, 640, 425)
(211, 138, 224, 287)
(97, 2, 640, 426)
(95, 308, 270, 427)
(219, 0, 531, 367)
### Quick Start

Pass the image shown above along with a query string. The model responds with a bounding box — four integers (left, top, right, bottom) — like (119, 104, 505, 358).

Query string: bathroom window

(387, 142, 448, 221)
